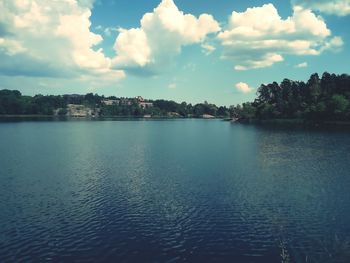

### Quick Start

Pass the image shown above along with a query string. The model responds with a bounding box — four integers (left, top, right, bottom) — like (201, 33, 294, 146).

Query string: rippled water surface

(1, 119, 350, 262)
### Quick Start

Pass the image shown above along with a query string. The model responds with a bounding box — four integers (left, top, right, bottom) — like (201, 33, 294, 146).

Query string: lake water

(1, 119, 350, 262)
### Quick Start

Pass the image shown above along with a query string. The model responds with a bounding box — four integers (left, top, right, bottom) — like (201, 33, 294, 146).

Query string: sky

(0, 0, 349, 106)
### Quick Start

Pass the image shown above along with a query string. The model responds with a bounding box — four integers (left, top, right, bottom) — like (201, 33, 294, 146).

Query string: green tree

(240, 102, 256, 120)
(331, 94, 349, 119)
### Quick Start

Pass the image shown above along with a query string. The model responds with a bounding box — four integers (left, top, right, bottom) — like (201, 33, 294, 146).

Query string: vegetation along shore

(1, 72, 349, 123)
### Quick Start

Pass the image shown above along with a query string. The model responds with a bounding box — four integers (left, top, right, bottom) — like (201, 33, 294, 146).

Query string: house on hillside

(102, 99, 119, 106)
(118, 98, 132, 106)
(136, 96, 153, 109)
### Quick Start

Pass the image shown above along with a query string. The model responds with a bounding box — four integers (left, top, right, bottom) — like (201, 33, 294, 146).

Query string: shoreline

(2, 115, 350, 127)
(0, 115, 226, 120)
(236, 118, 350, 127)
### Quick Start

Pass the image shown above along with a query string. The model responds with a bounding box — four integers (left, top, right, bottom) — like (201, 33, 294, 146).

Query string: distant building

(102, 99, 119, 106)
(120, 98, 132, 106)
(136, 96, 153, 109)
(102, 96, 153, 108)
(136, 96, 144, 102)
(139, 101, 153, 109)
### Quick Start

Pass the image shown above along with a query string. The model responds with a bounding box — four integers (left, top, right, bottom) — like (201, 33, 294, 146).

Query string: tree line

(101, 99, 230, 117)
(1, 72, 349, 120)
(232, 72, 350, 121)
(0, 90, 231, 117)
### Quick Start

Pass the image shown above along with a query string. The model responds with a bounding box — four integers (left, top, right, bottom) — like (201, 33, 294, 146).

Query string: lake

(1, 119, 350, 262)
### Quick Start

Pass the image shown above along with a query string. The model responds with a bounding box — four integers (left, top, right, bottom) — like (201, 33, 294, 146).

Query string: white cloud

(104, 27, 118, 36)
(201, 43, 216, 55)
(95, 25, 103, 31)
(168, 83, 177, 89)
(95, 25, 119, 37)
(0, 0, 346, 89)
(0, 38, 27, 55)
(112, 0, 220, 75)
(113, 28, 151, 68)
(292, 0, 350, 16)
(235, 82, 253, 93)
(218, 4, 343, 70)
(295, 62, 308, 68)
(233, 53, 284, 71)
(320, 36, 344, 53)
(0, 0, 124, 83)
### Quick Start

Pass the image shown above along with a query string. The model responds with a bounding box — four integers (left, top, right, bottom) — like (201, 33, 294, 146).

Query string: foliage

(2, 71, 347, 120)
(0, 90, 230, 118)
(233, 72, 350, 121)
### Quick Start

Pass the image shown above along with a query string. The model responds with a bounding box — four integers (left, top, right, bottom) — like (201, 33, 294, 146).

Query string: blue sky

(0, 0, 349, 106)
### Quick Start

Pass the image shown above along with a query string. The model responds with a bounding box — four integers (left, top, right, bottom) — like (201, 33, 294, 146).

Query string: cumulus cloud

(295, 62, 308, 68)
(235, 82, 253, 93)
(0, 0, 124, 82)
(292, 0, 350, 16)
(112, 0, 220, 75)
(218, 4, 343, 70)
(0, 0, 346, 89)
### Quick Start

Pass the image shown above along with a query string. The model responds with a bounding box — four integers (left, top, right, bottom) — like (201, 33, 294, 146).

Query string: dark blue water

(1, 119, 350, 262)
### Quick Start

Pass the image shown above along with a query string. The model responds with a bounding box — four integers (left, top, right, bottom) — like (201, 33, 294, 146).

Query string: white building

(136, 96, 153, 109)
(102, 99, 119, 106)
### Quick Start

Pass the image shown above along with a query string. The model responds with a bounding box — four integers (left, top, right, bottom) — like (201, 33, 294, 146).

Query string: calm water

(1, 119, 350, 263)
